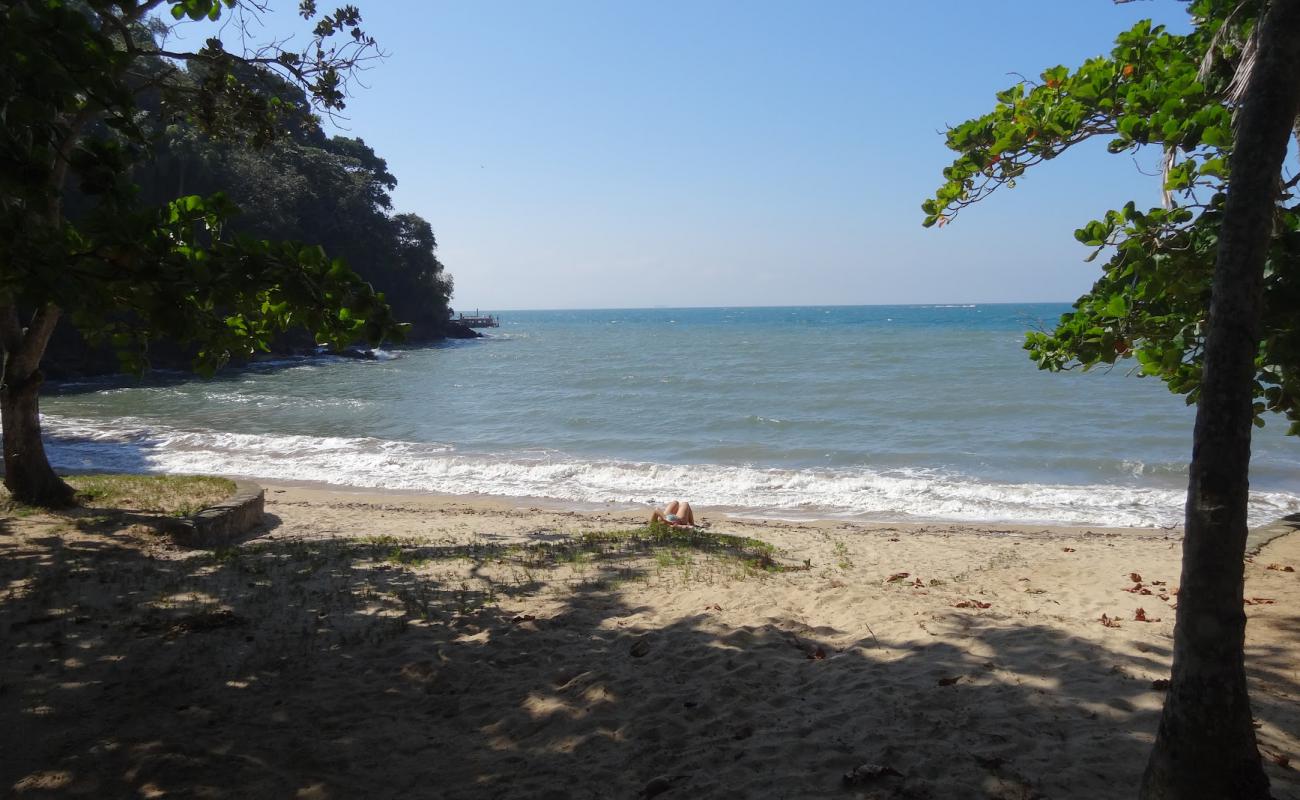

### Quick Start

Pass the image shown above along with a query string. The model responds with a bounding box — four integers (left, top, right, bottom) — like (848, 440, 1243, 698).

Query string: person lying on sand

(650, 499, 697, 527)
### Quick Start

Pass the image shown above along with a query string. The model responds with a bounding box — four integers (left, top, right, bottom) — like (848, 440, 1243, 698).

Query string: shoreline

(258, 478, 1174, 539)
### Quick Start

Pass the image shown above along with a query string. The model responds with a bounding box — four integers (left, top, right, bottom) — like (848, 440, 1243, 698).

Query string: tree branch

(8, 305, 61, 378)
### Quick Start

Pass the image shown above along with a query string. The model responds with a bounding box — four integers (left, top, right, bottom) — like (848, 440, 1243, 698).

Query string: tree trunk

(1140, 2, 1300, 798)
(1, 366, 73, 506)
(0, 304, 73, 507)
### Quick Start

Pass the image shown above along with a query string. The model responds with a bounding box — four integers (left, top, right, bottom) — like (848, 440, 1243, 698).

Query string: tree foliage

(1, 0, 404, 374)
(0, 0, 410, 504)
(924, 0, 1300, 434)
(128, 66, 455, 348)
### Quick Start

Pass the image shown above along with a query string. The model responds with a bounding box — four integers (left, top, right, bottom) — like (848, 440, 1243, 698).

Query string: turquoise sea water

(40, 304, 1300, 527)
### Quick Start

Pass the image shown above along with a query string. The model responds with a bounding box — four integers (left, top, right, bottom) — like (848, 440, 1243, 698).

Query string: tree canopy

(127, 66, 455, 351)
(924, 0, 1300, 435)
(0, 0, 416, 504)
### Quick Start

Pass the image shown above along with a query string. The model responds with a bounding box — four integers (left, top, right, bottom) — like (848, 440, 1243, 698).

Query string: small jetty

(456, 310, 500, 328)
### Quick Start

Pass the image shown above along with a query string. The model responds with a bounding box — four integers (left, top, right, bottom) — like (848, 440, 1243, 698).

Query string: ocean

(40, 304, 1300, 528)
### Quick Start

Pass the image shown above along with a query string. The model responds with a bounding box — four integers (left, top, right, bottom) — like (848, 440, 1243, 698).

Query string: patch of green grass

(382, 546, 430, 568)
(0, 497, 43, 517)
(68, 474, 236, 516)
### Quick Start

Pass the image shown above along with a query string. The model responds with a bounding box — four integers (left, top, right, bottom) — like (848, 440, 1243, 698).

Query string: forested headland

(47, 62, 468, 377)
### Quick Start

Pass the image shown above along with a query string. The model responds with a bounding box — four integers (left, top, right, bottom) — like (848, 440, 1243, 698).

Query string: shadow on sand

(1, 508, 1297, 799)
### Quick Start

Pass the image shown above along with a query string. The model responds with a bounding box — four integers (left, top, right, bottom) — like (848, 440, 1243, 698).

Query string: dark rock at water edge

(39, 318, 481, 380)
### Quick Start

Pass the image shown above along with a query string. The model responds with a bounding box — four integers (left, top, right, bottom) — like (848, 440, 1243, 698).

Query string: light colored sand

(2, 484, 1297, 799)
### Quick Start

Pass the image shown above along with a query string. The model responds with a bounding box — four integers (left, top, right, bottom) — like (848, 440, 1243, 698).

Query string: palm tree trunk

(1140, 1, 1300, 797)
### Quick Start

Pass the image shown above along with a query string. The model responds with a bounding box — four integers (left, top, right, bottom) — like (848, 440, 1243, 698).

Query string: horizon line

(456, 300, 1077, 314)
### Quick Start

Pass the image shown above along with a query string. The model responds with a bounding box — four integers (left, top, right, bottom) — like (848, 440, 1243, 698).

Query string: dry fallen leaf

(1134, 608, 1161, 623)
(953, 599, 992, 609)
(1265, 563, 1295, 572)
(1129, 572, 1143, 583)
(808, 646, 827, 661)
(937, 675, 962, 686)
(886, 572, 910, 583)
(1100, 614, 1121, 628)
(1063, 547, 1076, 553)
(1151, 678, 1170, 690)
(1243, 597, 1276, 606)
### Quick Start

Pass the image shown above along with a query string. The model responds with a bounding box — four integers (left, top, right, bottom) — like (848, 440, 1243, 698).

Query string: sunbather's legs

(650, 500, 695, 526)
(676, 502, 695, 525)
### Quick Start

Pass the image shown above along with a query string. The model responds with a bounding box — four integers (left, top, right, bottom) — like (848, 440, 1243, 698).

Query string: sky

(204, 1, 1195, 310)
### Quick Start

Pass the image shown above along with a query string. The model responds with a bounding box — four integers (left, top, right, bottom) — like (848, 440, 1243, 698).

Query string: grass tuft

(66, 474, 236, 516)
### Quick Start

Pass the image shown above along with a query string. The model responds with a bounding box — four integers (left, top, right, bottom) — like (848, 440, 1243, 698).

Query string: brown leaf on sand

(1134, 608, 1161, 623)
(511, 614, 536, 624)
(1150, 579, 1167, 586)
(953, 599, 992, 609)
(1243, 597, 1276, 606)
(807, 646, 827, 661)
(1263, 750, 1291, 768)
(1129, 572, 1143, 583)
(704, 603, 722, 612)
(1266, 563, 1295, 572)
(888, 537, 901, 542)
(1063, 547, 1076, 553)
(1157, 593, 1170, 602)
(937, 675, 962, 686)
(1151, 678, 1171, 690)
(1099, 614, 1121, 628)
(885, 572, 910, 583)
(911, 577, 925, 588)
(842, 763, 902, 786)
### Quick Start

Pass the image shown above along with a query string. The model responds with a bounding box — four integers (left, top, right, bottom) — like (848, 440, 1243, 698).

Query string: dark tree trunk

(1, 366, 73, 506)
(0, 304, 73, 507)
(1140, 2, 1300, 798)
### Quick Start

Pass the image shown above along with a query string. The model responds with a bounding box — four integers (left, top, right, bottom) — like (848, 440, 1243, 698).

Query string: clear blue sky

(213, 1, 1195, 310)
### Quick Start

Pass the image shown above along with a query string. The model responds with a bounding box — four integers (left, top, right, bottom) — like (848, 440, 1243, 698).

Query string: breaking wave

(41, 415, 1300, 528)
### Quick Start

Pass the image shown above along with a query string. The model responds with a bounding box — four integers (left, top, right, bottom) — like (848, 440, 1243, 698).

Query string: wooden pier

(456, 311, 500, 328)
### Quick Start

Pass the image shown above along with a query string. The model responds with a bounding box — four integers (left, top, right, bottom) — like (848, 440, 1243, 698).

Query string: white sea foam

(41, 415, 1300, 528)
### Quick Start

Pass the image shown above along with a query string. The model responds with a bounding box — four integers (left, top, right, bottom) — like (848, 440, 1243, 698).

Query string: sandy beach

(4, 483, 1298, 799)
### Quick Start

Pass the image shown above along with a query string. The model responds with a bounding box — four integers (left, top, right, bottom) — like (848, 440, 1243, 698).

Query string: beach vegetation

(926, 1, 1300, 796)
(832, 539, 854, 572)
(0, 1, 403, 507)
(3, 472, 233, 518)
